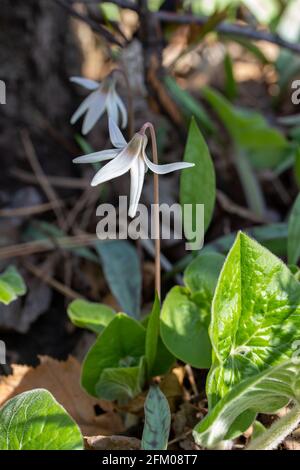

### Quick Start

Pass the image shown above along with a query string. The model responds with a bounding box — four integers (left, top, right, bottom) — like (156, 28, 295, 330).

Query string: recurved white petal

(114, 91, 128, 129)
(91, 147, 135, 187)
(73, 149, 119, 164)
(70, 76, 100, 90)
(106, 91, 119, 126)
(82, 91, 106, 135)
(128, 157, 146, 218)
(108, 117, 127, 148)
(144, 153, 195, 175)
(70, 92, 97, 125)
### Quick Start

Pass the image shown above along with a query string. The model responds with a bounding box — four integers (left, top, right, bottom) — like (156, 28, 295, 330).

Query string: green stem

(247, 405, 300, 450)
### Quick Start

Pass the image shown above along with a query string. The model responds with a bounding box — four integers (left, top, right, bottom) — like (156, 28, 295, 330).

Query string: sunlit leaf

(0, 389, 83, 450)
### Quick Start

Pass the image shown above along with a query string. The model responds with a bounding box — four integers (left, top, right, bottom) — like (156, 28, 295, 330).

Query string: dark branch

(54, 0, 123, 46)
(156, 11, 300, 55)
(68, 0, 138, 10)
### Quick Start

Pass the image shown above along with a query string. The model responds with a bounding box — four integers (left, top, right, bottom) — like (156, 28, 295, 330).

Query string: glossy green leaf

(288, 193, 300, 265)
(67, 299, 115, 334)
(161, 253, 224, 369)
(81, 313, 146, 400)
(184, 252, 225, 294)
(0, 389, 83, 450)
(0, 266, 26, 305)
(96, 357, 146, 403)
(142, 386, 171, 450)
(161, 286, 212, 368)
(208, 232, 300, 410)
(180, 117, 216, 236)
(203, 86, 289, 169)
(194, 360, 300, 448)
(95, 240, 141, 319)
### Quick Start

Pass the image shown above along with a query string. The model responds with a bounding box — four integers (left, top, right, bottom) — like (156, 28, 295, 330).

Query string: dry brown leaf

(160, 369, 184, 412)
(0, 355, 124, 436)
(85, 435, 141, 450)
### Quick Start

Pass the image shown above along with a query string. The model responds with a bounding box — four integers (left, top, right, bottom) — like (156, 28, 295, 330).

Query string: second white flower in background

(73, 119, 194, 218)
(70, 76, 127, 135)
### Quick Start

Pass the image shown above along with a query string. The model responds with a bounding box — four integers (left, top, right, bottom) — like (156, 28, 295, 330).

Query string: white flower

(73, 119, 194, 218)
(70, 76, 127, 135)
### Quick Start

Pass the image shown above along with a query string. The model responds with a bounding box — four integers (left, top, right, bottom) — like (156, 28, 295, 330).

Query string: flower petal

(128, 157, 146, 218)
(70, 92, 97, 125)
(73, 149, 119, 164)
(82, 91, 106, 135)
(108, 117, 127, 148)
(70, 76, 100, 90)
(106, 93, 119, 126)
(114, 91, 128, 129)
(144, 153, 195, 175)
(91, 147, 137, 187)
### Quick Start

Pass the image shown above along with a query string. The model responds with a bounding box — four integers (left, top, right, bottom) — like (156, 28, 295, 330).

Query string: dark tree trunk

(0, 0, 81, 187)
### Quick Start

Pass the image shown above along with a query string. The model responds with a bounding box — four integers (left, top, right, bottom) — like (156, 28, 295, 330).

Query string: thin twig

(54, 0, 122, 46)
(0, 201, 64, 218)
(20, 130, 67, 229)
(69, 0, 138, 10)
(11, 168, 89, 190)
(216, 189, 266, 223)
(0, 233, 97, 260)
(24, 261, 82, 300)
(156, 11, 300, 54)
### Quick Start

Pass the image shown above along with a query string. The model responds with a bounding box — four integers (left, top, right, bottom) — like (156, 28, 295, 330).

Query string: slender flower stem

(141, 123, 161, 300)
(246, 404, 300, 450)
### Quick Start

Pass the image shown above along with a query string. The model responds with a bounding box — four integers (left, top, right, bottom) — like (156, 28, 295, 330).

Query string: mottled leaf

(142, 386, 171, 450)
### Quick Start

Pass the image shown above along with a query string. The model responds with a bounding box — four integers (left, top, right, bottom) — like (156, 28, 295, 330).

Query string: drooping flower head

(70, 75, 127, 135)
(73, 119, 194, 218)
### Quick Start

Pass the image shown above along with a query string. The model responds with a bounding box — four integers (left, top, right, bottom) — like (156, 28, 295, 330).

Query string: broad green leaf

(142, 386, 171, 450)
(161, 286, 212, 368)
(161, 253, 224, 368)
(288, 193, 300, 265)
(208, 232, 300, 410)
(0, 389, 83, 450)
(67, 299, 115, 334)
(203, 86, 289, 169)
(95, 240, 141, 319)
(164, 76, 216, 133)
(96, 357, 146, 403)
(194, 360, 300, 448)
(180, 117, 216, 235)
(0, 266, 26, 305)
(184, 252, 225, 294)
(81, 313, 146, 399)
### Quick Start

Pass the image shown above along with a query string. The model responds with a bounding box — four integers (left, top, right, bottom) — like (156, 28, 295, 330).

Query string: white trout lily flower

(73, 119, 194, 218)
(70, 76, 127, 135)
